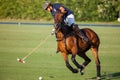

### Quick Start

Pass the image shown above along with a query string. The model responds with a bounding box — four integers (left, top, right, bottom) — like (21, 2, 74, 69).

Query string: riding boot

(72, 24, 88, 42)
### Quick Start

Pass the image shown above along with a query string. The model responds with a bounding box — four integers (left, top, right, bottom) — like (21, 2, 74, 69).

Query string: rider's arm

(59, 6, 66, 14)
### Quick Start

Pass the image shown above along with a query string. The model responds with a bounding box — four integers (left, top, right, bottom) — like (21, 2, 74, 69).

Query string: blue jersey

(51, 3, 73, 19)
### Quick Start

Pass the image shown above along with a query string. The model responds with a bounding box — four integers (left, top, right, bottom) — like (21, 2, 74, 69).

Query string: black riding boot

(72, 24, 88, 42)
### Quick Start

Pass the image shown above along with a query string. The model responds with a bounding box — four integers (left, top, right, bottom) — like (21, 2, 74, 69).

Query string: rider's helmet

(42, 1, 51, 10)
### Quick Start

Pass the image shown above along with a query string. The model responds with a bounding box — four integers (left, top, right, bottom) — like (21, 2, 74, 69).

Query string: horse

(53, 12, 101, 80)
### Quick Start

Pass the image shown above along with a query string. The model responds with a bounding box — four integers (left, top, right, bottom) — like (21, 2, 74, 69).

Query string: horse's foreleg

(91, 48, 101, 80)
(71, 46, 84, 75)
(61, 52, 78, 73)
(66, 61, 78, 73)
(77, 53, 91, 75)
(71, 55, 85, 75)
(71, 55, 83, 68)
(77, 53, 91, 67)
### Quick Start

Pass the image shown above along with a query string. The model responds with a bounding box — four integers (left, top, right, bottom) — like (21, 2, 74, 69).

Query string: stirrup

(77, 31, 88, 42)
(82, 36, 88, 42)
(78, 34, 88, 42)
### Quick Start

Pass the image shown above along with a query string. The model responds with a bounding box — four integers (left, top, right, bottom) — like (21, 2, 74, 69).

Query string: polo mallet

(17, 35, 50, 63)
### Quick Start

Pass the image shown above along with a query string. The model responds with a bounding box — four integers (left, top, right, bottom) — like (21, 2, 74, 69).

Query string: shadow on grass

(87, 72, 120, 80)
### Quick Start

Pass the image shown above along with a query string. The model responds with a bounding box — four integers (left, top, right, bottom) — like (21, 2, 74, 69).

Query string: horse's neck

(57, 27, 72, 38)
(56, 31, 64, 40)
(61, 25, 71, 34)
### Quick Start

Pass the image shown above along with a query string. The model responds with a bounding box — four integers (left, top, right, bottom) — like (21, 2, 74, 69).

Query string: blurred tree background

(0, 0, 120, 22)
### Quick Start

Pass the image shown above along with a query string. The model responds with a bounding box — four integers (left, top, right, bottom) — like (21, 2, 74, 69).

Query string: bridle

(54, 12, 66, 41)
(54, 23, 64, 41)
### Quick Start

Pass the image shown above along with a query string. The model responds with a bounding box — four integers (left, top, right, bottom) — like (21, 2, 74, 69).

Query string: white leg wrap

(97, 77, 101, 80)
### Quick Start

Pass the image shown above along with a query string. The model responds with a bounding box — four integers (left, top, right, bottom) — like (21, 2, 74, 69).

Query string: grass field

(0, 24, 120, 80)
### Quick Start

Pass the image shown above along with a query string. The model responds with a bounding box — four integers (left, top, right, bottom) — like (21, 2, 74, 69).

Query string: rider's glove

(51, 28, 55, 35)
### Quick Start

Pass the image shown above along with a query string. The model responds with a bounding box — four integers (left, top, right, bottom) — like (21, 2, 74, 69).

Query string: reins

(55, 24, 65, 42)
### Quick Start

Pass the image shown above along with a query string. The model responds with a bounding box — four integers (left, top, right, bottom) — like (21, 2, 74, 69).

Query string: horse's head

(54, 12, 64, 24)
(54, 12, 64, 30)
(53, 12, 65, 40)
(54, 12, 72, 37)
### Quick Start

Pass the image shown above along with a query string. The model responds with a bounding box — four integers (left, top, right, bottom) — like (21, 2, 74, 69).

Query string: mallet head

(17, 58, 25, 63)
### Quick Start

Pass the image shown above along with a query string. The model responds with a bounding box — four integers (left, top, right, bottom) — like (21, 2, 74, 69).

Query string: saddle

(55, 25, 89, 53)
(60, 25, 88, 42)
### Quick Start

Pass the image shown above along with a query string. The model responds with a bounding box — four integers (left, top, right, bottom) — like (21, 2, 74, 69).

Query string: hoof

(56, 49, 60, 53)
(72, 69, 78, 73)
(80, 69, 84, 75)
(97, 77, 101, 80)
(80, 66, 85, 75)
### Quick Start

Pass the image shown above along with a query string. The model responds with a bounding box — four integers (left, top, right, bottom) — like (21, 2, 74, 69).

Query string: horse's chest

(58, 41, 72, 53)
(58, 41, 66, 52)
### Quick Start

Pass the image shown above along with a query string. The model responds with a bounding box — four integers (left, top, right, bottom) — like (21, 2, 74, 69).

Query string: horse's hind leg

(91, 47, 101, 80)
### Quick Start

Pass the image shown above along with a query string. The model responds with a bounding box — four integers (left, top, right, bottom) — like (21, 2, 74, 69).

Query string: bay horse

(54, 12, 101, 80)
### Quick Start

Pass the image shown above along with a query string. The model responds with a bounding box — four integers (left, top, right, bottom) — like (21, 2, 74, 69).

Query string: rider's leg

(64, 14, 88, 42)
(72, 24, 88, 42)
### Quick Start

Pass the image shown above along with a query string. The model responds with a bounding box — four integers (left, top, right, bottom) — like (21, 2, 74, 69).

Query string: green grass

(0, 24, 120, 80)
